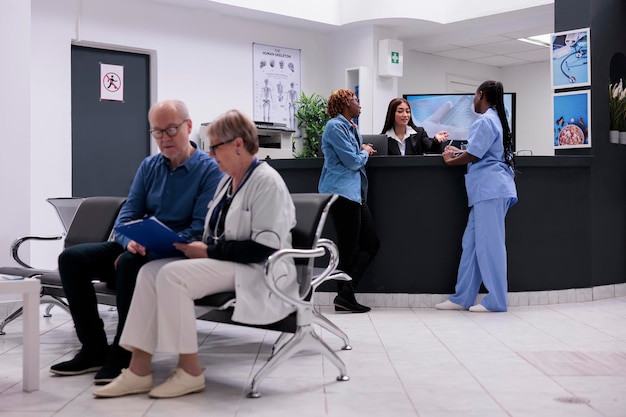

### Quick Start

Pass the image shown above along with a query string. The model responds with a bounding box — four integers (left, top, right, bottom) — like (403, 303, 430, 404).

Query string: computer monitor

(362, 134, 388, 156)
(402, 93, 516, 150)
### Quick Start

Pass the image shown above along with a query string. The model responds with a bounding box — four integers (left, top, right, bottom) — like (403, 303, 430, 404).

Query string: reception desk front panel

(268, 156, 597, 294)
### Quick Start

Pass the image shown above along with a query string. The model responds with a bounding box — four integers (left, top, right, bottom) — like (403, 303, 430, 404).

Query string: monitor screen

(362, 134, 388, 156)
(403, 93, 516, 149)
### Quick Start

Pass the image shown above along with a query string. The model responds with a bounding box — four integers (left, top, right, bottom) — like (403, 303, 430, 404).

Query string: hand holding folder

(114, 216, 189, 257)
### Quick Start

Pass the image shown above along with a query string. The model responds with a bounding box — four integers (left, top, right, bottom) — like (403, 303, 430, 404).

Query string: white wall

(502, 62, 554, 156)
(27, 0, 334, 267)
(399, 51, 553, 155)
(0, 1, 31, 268)
(6, 0, 553, 268)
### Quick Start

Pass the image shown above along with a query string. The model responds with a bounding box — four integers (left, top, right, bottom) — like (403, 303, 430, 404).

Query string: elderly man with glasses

(50, 100, 223, 384)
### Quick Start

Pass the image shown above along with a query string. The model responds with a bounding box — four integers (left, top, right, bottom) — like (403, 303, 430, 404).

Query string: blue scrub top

(464, 108, 518, 207)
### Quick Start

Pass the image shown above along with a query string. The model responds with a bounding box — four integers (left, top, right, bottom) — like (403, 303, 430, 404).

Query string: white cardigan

(203, 162, 297, 325)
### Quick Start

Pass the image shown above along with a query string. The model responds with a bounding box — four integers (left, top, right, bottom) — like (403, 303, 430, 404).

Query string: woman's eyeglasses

(208, 137, 236, 154)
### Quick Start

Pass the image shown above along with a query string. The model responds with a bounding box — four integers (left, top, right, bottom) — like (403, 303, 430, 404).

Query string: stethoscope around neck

(207, 158, 260, 244)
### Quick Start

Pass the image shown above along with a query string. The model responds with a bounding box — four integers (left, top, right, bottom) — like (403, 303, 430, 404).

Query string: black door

(71, 45, 150, 197)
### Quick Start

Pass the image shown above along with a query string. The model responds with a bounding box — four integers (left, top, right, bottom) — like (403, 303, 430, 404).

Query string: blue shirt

(464, 108, 517, 207)
(113, 142, 223, 250)
(318, 115, 370, 203)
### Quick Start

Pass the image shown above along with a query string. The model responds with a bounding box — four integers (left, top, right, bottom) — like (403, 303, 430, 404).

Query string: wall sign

(252, 43, 301, 129)
(100, 63, 124, 102)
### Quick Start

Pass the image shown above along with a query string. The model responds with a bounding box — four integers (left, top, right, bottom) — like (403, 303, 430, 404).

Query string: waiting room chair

(194, 193, 351, 398)
(0, 196, 126, 334)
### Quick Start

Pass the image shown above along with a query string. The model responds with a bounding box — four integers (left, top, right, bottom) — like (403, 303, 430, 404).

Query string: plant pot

(621, 131, 626, 145)
(609, 130, 620, 144)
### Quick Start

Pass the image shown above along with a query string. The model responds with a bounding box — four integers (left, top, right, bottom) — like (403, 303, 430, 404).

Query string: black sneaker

(334, 295, 371, 313)
(50, 350, 106, 376)
(94, 346, 131, 385)
(94, 360, 124, 385)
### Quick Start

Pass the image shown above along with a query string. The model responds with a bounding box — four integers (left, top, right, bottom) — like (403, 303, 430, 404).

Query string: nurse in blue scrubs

(435, 80, 518, 312)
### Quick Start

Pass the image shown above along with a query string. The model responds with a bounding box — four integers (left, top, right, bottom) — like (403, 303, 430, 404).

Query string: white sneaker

(435, 300, 466, 310)
(469, 304, 491, 312)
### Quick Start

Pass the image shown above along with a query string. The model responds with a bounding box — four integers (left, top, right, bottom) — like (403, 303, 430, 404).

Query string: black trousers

(329, 196, 380, 291)
(58, 241, 159, 356)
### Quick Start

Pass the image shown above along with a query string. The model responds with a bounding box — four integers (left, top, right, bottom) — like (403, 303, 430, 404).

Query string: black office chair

(0, 196, 126, 334)
(194, 193, 351, 398)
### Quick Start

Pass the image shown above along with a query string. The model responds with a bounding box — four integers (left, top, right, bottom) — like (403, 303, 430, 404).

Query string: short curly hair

(327, 89, 355, 118)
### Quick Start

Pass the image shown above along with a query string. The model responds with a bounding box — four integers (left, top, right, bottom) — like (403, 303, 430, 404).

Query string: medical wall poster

(553, 90, 591, 149)
(550, 28, 590, 89)
(252, 43, 301, 129)
(100, 63, 124, 102)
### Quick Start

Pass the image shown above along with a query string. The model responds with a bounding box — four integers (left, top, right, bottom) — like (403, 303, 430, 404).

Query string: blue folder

(114, 216, 189, 257)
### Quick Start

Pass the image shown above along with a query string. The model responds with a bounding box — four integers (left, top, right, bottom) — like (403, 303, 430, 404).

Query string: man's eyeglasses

(150, 120, 188, 139)
(208, 137, 236, 154)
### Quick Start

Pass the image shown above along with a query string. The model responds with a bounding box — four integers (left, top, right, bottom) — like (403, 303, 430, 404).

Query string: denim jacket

(318, 115, 369, 204)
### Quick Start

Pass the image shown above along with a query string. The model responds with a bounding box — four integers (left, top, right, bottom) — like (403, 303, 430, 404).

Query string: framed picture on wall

(553, 90, 591, 149)
(550, 28, 590, 89)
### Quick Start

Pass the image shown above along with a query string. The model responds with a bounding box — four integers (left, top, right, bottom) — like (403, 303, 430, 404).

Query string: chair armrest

(11, 235, 63, 268)
(312, 238, 351, 289)
(263, 246, 326, 310)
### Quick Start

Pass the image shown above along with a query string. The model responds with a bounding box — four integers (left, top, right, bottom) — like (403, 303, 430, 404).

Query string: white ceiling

(395, 5, 554, 67)
(149, 0, 554, 68)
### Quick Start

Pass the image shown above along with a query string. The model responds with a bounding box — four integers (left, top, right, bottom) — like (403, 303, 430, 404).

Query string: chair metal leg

(312, 309, 352, 350)
(0, 293, 72, 334)
(0, 306, 25, 335)
(271, 332, 293, 356)
(247, 324, 349, 398)
(40, 295, 71, 317)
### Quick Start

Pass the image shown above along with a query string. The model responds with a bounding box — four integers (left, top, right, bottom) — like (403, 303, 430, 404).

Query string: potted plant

(609, 79, 626, 143)
(293, 92, 329, 158)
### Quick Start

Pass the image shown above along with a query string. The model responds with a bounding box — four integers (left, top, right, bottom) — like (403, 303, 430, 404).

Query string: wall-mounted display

(550, 28, 590, 89)
(252, 43, 301, 129)
(553, 90, 591, 149)
(403, 93, 516, 144)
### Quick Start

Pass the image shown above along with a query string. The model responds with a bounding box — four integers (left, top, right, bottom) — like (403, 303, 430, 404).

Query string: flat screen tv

(403, 93, 516, 149)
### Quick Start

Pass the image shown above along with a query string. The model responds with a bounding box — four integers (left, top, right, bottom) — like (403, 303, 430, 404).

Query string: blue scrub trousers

(449, 197, 515, 312)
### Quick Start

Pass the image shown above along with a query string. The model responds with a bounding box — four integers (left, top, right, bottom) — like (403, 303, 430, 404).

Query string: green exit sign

(391, 51, 400, 64)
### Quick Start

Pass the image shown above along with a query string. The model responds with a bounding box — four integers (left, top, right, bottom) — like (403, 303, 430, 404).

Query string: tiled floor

(0, 296, 625, 417)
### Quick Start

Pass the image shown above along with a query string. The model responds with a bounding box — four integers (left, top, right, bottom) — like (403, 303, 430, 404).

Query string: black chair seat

(194, 291, 237, 308)
(197, 307, 297, 334)
(0, 266, 51, 278)
(0, 196, 126, 334)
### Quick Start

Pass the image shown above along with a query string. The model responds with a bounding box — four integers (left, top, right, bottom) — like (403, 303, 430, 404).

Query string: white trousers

(120, 257, 236, 355)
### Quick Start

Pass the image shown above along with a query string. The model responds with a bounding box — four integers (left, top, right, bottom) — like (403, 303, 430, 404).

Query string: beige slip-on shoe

(434, 300, 467, 310)
(149, 368, 205, 399)
(93, 368, 153, 398)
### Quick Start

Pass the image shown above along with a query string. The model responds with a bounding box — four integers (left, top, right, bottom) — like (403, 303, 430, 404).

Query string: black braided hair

(477, 80, 515, 174)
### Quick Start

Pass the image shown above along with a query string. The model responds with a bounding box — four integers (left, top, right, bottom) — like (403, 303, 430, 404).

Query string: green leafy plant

(293, 92, 329, 158)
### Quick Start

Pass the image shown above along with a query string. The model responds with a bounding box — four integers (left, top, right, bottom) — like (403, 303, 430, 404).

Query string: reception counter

(268, 155, 597, 294)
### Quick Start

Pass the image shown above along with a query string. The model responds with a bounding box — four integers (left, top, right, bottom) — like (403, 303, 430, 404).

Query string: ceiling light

(518, 34, 551, 48)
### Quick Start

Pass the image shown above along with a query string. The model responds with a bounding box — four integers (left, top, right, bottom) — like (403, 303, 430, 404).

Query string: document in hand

(114, 216, 189, 257)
